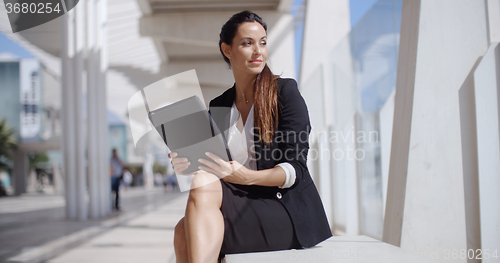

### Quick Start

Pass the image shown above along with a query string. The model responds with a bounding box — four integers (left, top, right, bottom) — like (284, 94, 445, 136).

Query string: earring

(228, 56, 231, 58)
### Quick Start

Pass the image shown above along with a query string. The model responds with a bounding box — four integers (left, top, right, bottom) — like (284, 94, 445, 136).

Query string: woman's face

(224, 22, 268, 76)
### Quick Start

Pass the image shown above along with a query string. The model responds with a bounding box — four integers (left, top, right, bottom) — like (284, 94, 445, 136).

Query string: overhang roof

(0, 0, 293, 75)
(0, 0, 161, 74)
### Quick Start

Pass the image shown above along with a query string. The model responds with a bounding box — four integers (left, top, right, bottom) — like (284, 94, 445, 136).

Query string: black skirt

(218, 180, 301, 261)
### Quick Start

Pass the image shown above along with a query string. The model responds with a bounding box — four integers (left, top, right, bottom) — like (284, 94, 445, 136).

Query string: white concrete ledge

(225, 236, 435, 263)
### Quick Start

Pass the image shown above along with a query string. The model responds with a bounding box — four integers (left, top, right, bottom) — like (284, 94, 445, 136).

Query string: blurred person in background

(110, 149, 124, 211)
(0, 181, 7, 197)
(155, 172, 163, 186)
(167, 174, 178, 191)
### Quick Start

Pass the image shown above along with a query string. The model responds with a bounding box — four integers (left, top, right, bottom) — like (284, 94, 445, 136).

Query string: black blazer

(208, 77, 332, 248)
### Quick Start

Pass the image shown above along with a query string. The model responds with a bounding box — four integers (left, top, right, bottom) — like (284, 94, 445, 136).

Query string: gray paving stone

(0, 188, 185, 263)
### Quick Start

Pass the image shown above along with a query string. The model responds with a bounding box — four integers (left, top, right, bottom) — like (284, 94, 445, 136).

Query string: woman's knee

(188, 172, 222, 208)
(190, 172, 220, 189)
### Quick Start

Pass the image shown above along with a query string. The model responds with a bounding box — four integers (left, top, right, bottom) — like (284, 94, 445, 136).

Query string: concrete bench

(225, 236, 436, 263)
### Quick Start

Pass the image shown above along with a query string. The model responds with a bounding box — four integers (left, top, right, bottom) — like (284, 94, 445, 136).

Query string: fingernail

(187, 162, 190, 165)
(198, 159, 202, 162)
(205, 152, 209, 156)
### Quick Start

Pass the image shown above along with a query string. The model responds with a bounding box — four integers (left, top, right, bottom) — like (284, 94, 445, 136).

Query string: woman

(170, 11, 331, 263)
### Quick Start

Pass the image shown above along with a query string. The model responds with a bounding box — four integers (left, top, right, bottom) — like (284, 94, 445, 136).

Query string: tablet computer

(148, 96, 231, 175)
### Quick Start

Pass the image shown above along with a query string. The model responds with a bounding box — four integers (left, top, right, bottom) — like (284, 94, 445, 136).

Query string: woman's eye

(243, 42, 251, 46)
(260, 42, 267, 46)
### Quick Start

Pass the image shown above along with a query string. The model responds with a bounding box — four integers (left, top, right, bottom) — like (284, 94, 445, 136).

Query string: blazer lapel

(211, 85, 235, 135)
(209, 84, 270, 170)
(223, 86, 236, 109)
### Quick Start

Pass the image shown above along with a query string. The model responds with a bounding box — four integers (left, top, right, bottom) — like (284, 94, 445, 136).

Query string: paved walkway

(1, 188, 437, 263)
(0, 187, 187, 263)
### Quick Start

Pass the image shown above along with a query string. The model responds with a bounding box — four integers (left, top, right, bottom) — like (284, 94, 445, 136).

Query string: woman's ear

(221, 42, 231, 59)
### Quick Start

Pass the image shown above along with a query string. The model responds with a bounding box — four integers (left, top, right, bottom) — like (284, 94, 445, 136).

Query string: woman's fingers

(169, 152, 187, 167)
(205, 152, 227, 166)
(169, 153, 190, 169)
(173, 162, 191, 175)
(198, 158, 222, 173)
(204, 152, 236, 173)
(172, 160, 190, 173)
(170, 152, 237, 178)
(169, 153, 190, 174)
(171, 157, 189, 166)
(175, 162, 190, 170)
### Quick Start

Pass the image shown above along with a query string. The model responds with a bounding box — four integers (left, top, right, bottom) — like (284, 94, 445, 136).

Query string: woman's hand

(198, 152, 254, 185)
(168, 152, 191, 175)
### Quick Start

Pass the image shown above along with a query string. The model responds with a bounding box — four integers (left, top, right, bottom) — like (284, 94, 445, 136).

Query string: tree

(153, 161, 167, 175)
(28, 152, 49, 169)
(0, 119, 18, 171)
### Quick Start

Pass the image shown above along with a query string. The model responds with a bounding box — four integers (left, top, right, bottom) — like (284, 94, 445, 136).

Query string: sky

(0, 33, 33, 60)
(350, 0, 378, 27)
(291, 0, 378, 79)
(0, 0, 378, 61)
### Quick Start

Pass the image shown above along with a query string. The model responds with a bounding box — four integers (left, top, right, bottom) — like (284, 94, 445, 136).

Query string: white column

(62, 7, 77, 219)
(52, 161, 64, 195)
(300, 0, 350, 84)
(87, 0, 100, 219)
(388, 0, 489, 258)
(382, 0, 421, 246)
(267, 14, 296, 79)
(458, 60, 482, 262)
(317, 128, 332, 226)
(345, 115, 360, 236)
(74, 0, 88, 221)
(379, 91, 395, 218)
(487, 0, 500, 43)
(97, 0, 111, 215)
(300, 0, 352, 236)
(473, 42, 500, 262)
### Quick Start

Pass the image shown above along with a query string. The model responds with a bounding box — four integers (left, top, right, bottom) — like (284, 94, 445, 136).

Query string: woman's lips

(249, 60, 263, 65)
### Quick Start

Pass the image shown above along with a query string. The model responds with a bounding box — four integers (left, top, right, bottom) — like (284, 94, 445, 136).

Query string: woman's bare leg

(175, 172, 224, 263)
(174, 218, 189, 263)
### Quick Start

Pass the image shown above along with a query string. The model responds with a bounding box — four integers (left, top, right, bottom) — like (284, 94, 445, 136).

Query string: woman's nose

(253, 45, 261, 55)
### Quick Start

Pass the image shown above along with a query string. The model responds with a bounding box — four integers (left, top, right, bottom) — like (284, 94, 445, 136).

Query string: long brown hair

(254, 65, 278, 145)
(219, 11, 279, 145)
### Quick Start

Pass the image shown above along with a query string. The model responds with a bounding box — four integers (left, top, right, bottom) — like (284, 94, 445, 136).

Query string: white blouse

(226, 102, 296, 189)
